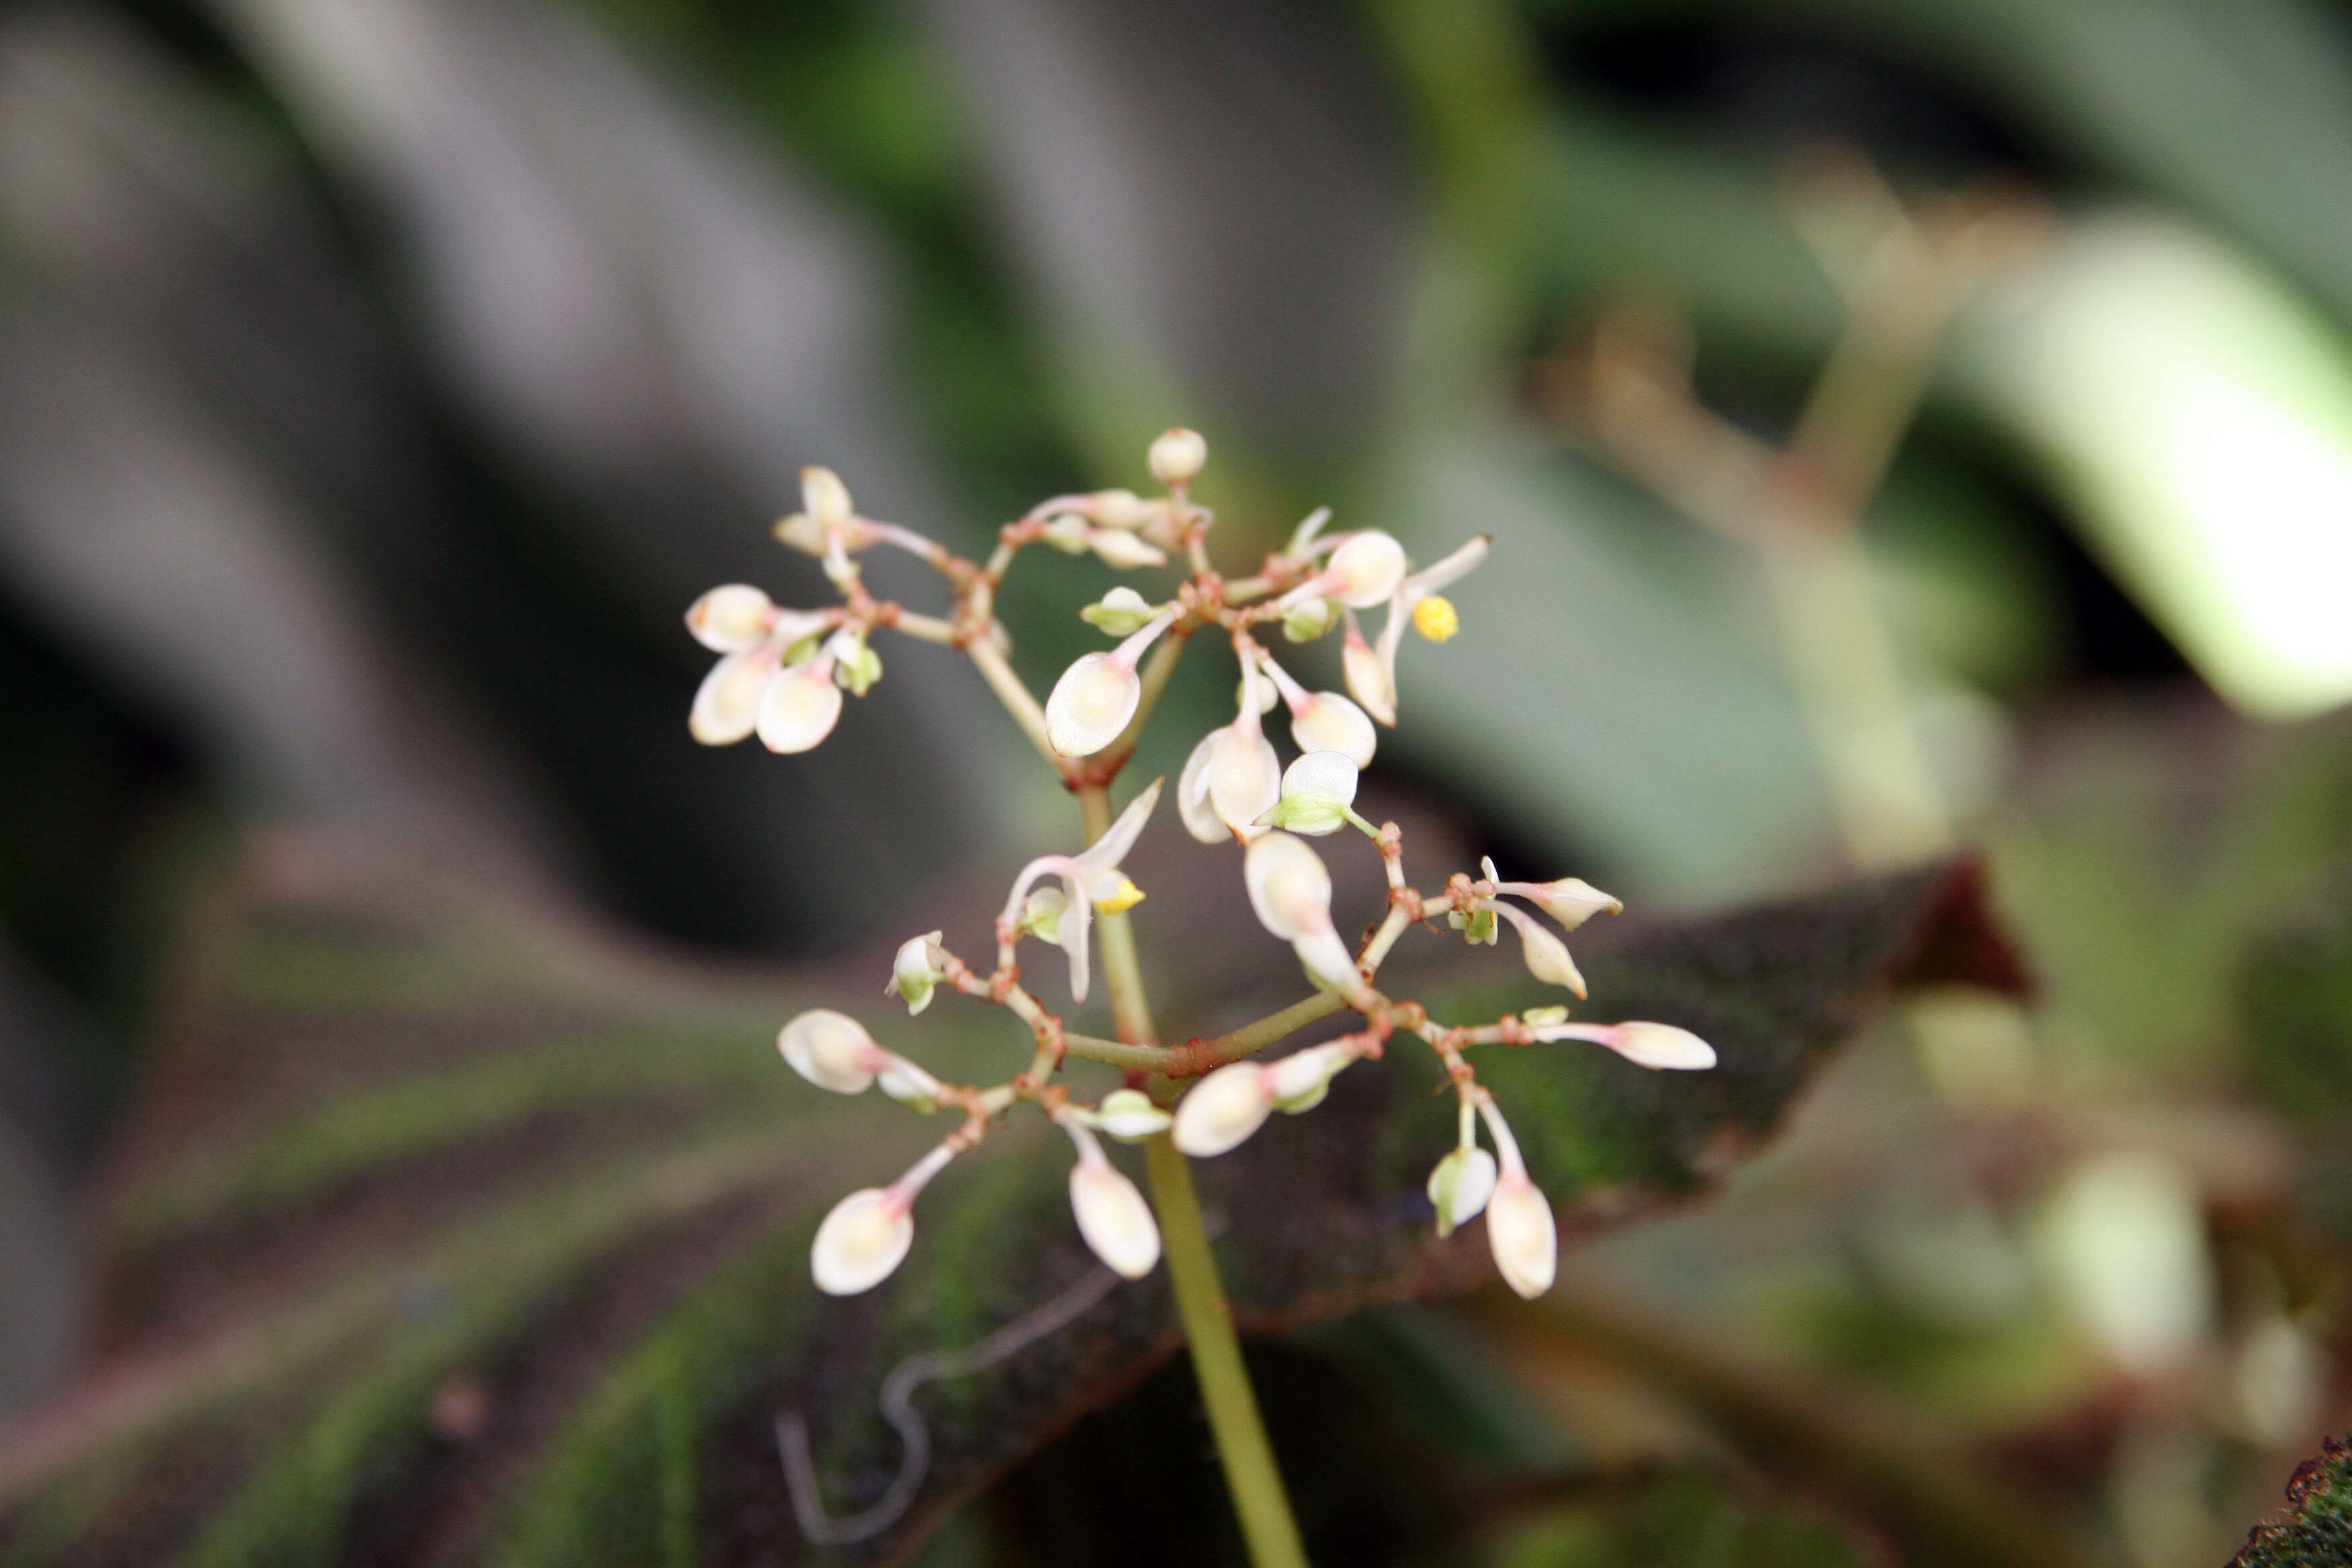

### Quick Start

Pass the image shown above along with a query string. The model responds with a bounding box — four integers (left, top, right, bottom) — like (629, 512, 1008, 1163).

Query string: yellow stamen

(1091, 875, 1146, 915)
(1412, 594, 1459, 642)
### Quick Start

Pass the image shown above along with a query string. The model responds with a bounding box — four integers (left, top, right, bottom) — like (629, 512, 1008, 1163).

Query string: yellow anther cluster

(1412, 594, 1459, 643)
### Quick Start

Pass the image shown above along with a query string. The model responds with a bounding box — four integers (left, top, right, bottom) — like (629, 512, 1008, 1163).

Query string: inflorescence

(686, 429, 1717, 1302)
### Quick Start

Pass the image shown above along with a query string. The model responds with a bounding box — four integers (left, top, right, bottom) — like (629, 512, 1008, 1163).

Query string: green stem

(1077, 785, 1310, 1568)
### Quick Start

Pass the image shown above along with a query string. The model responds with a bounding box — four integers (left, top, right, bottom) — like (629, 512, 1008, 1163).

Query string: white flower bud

(801, 466, 853, 531)
(1148, 426, 1207, 485)
(1281, 595, 1336, 643)
(1267, 1040, 1359, 1113)
(1095, 1088, 1173, 1142)
(1066, 1129, 1161, 1279)
(1080, 586, 1158, 636)
(1501, 905, 1587, 997)
(758, 656, 846, 753)
(811, 1187, 913, 1295)
(1042, 513, 1092, 554)
(779, 1009, 884, 1093)
(1244, 831, 1333, 942)
(1291, 693, 1376, 767)
(1342, 619, 1396, 726)
(1089, 530, 1169, 570)
(887, 932, 946, 1015)
(774, 510, 822, 554)
(1257, 750, 1359, 836)
(1521, 1006, 1569, 1028)
(1485, 1171, 1557, 1298)
(1484, 859, 1622, 932)
(1091, 489, 1159, 530)
(1172, 1061, 1276, 1156)
(1323, 532, 1408, 609)
(1046, 651, 1141, 756)
(1426, 1144, 1498, 1237)
(1208, 727, 1281, 836)
(876, 1055, 943, 1110)
(1292, 925, 1365, 997)
(1532, 1020, 1716, 1070)
(1234, 675, 1281, 716)
(685, 585, 774, 652)
(689, 644, 781, 746)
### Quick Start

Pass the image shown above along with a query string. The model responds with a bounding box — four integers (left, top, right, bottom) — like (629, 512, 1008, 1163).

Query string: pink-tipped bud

(1067, 1128, 1161, 1279)
(1322, 532, 1408, 608)
(778, 1009, 885, 1094)
(811, 1187, 913, 1295)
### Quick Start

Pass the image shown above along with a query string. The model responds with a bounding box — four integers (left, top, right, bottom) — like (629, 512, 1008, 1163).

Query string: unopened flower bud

(1095, 1088, 1173, 1142)
(833, 634, 882, 697)
(1257, 750, 1359, 837)
(691, 643, 782, 746)
(1066, 1126, 1161, 1278)
(1281, 596, 1336, 643)
(801, 466, 853, 531)
(1042, 513, 1091, 554)
(811, 1187, 913, 1295)
(1081, 587, 1159, 636)
(1089, 530, 1168, 570)
(1234, 674, 1281, 716)
(1267, 1040, 1359, 1113)
(1091, 489, 1159, 530)
(1244, 831, 1332, 943)
(887, 932, 947, 1016)
(1342, 616, 1397, 726)
(1412, 594, 1459, 642)
(1289, 693, 1377, 767)
(1046, 652, 1140, 756)
(779, 1008, 885, 1093)
(1322, 532, 1408, 609)
(1522, 881, 1621, 931)
(1520, 1005, 1569, 1028)
(686, 585, 774, 651)
(774, 510, 822, 554)
(1172, 1061, 1275, 1157)
(1504, 906, 1587, 997)
(1531, 1020, 1715, 1070)
(876, 1055, 943, 1112)
(1485, 1171, 1557, 1298)
(758, 655, 845, 753)
(1426, 1144, 1498, 1237)
(1148, 426, 1207, 485)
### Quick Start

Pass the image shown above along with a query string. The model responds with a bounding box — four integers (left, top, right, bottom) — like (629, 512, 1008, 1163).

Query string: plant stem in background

(1078, 785, 1310, 1568)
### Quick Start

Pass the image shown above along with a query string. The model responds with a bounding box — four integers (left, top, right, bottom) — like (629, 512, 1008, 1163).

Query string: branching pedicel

(686, 429, 1717, 1306)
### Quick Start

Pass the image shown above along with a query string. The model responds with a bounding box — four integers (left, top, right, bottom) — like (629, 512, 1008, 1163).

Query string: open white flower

(1530, 1020, 1716, 1070)
(1177, 649, 1281, 842)
(1354, 535, 1491, 728)
(1476, 1097, 1555, 1298)
(1065, 1122, 1161, 1278)
(1257, 651, 1377, 767)
(1046, 606, 1184, 756)
(811, 1142, 954, 1295)
(999, 779, 1162, 1002)
(685, 587, 833, 746)
(1244, 831, 1367, 1000)
(887, 932, 948, 1015)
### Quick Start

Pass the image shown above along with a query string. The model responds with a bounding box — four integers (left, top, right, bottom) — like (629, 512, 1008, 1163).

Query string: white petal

(1046, 652, 1141, 756)
(1077, 777, 1164, 871)
(1401, 534, 1491, 596)
(779, 1009, 882, 1093)
(689, 645, 780, 745)
(1291, 926, 1363, 997)
(1604, 1022, 1716, 1070)
(1178, 729, 1227, 842)
(1342, 625, 1396, 726)
(1172, 1061, 1276, 1157)
(1069, 1159, 1161, 1278)
(1096, 1088, 1173, 1142)
(801, 465, 853, 530)
(1506, 907, 1587, 997)
(1057, 884, 1095, 1003)
(1291, 694, 1377, 767)
(1324, 532, 1408, 608)
(1428, 1145, 1498, 1234)
(685, 585, 774, 652)
(1208, 728, 1281, 837)
(1281, 750, 1359, 808)
(1244, 831, 1332, 942)
(812, 1187, 914, 1295)
(1485, 1173, 1557, 1298)
(1268, 1040, 1357, 1108)
(758, 663, 844, 753)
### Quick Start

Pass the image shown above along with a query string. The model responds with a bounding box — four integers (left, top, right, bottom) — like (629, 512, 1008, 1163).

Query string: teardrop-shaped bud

(1208, 727, 1281, 838)
(1427, 1144, 1499, 1237)
(1570, 1022, 1716, 1070)
(1508, 909, 1588, 998)
(1089, 530, 1168, 570)
(1178, 728, 1227, 843)
(812, 1188, 913, 1295)
(1095, 1088, 1173, 1142)
(1069, 1143, 1161, 1279)
(1291, 693, 1377, 767)
(1081, 586, 1158, 636)
(1259, 750, 1359, 836)
(778, 1009, 883, 1094)
(1342, 623, 1397, 726)
(875, 1055, 943, 1110)
(690, 644, 781, 745)
(758, 659, 844, 753)
(888, 932, 946, 1016)
(1244, 832, 1333, 942)
(1281, 595, 1336, 643)
(1046, 651, 1141, 756)
(801, 465, 853, 530)
(1267, 1040, 1359, 1112)
(686, 585, 775, 652)
(1324, 532, 1408, 608)
(1148, 427, 1207, 485)
(1172, 1061, 1275, 1157)
(1485, 1171, 1557, 1298)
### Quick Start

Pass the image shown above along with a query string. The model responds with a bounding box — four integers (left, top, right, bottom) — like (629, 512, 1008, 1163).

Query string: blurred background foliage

(5, 0, 2352, 1563)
